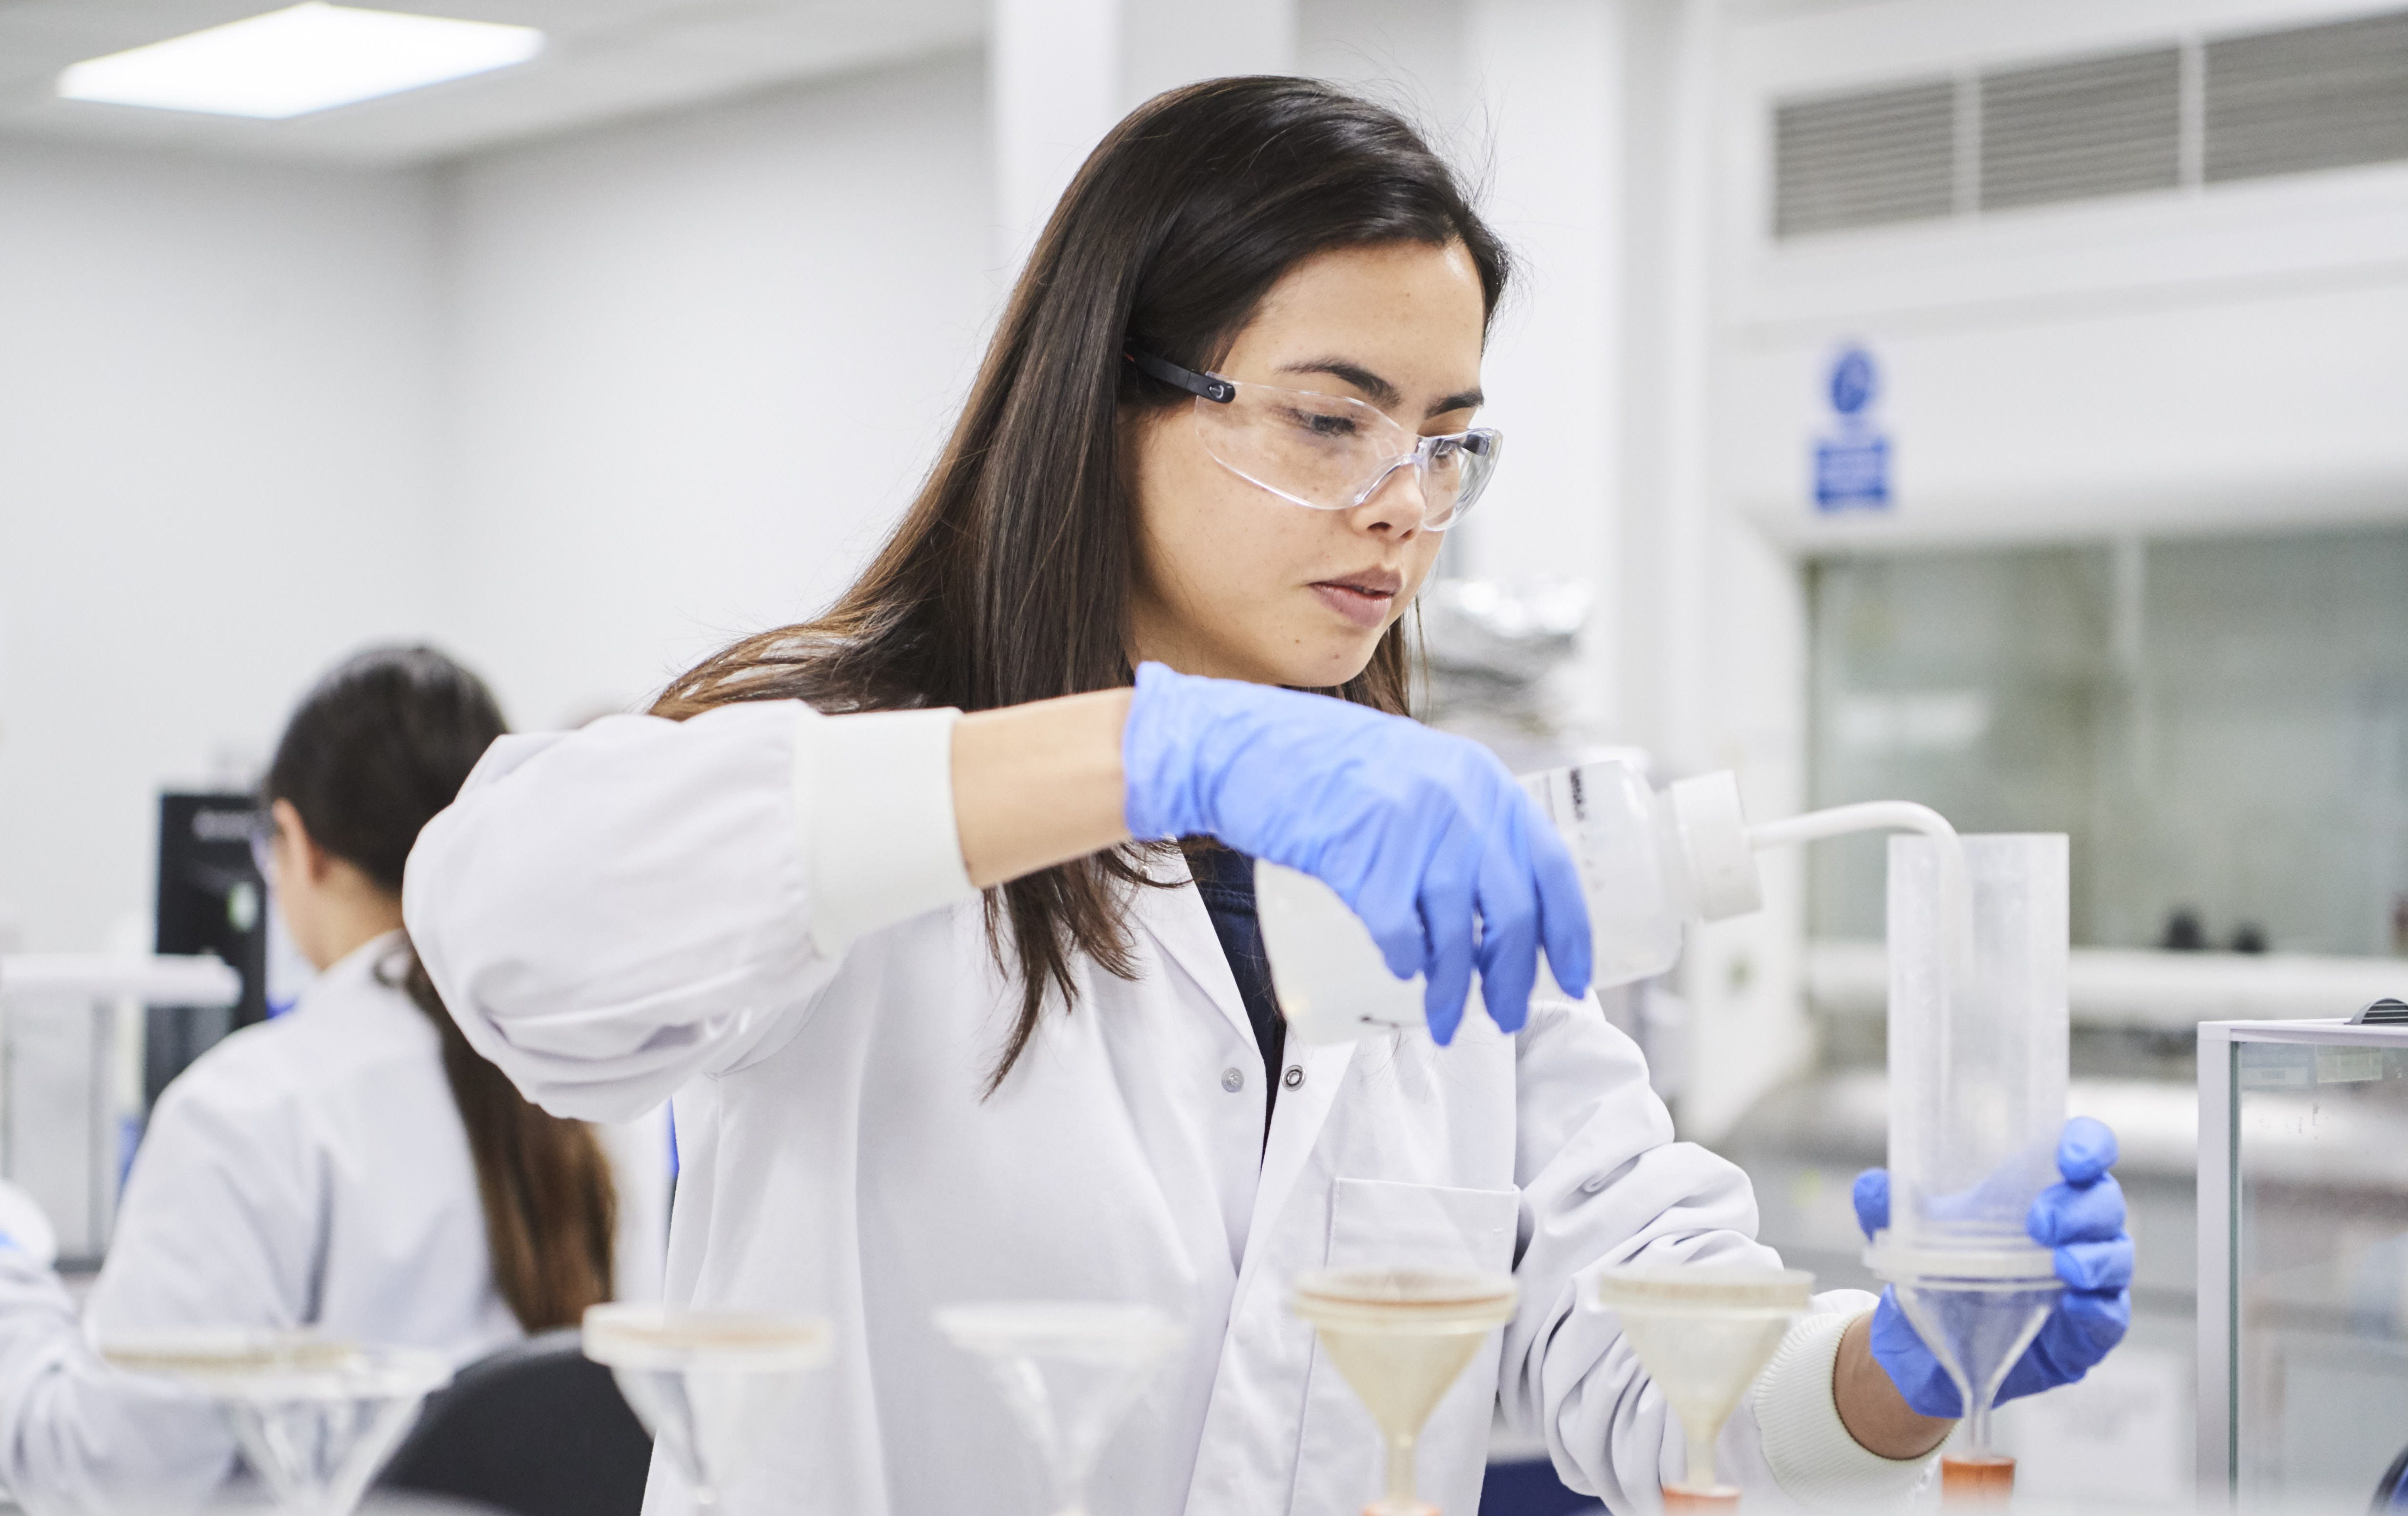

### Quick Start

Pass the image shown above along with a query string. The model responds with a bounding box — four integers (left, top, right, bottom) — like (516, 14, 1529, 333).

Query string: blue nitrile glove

(1851, 1116, 2133, 1417)
(1122, 661, 1592, 1043)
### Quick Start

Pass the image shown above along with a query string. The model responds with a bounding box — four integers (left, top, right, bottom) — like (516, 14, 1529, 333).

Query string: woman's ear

(270, 798, 334, 885)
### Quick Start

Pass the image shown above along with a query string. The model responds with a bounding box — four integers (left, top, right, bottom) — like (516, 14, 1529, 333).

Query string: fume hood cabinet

(1715, 0, 2408, 550)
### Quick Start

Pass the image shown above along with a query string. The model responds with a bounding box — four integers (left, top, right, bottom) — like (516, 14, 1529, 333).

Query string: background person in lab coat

(408, 78, 2125, 1516)
(0, 646, 667, 1514)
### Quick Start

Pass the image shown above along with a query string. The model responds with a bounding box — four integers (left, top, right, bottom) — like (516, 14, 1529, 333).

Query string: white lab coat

(406, 700, 1935, 1516)
(0, 930, 671, 1515)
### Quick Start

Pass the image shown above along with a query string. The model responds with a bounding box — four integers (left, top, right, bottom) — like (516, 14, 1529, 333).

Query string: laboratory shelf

(1809, 940, 2408, 1032)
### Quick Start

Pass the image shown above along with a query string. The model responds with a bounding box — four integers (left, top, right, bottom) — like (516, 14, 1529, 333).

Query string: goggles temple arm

(1123, 346, 1236, 405)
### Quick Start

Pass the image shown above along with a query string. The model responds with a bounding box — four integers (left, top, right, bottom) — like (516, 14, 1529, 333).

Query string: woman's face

(1126, 239, 1489, 689)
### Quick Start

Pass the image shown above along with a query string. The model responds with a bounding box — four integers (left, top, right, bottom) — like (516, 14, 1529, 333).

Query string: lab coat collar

(1130, 849, 1258, 1055)
(1130, 850, 1361, 1273)
(298, 928, 411, 1012)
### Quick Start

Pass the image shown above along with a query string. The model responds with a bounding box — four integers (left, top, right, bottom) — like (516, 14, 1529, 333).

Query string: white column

(989, 0, 1122, 269)
(1459, 0, 1621, 734)
(1620, 0, 1817, 1143)
(989, 0, 1296, 270)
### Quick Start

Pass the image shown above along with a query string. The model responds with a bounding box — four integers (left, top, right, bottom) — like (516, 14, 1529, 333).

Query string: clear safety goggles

(1126, 348, 1503, 531)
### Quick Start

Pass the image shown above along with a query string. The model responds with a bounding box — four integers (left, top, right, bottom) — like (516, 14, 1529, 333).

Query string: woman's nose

(1348, 458, 1429, 537)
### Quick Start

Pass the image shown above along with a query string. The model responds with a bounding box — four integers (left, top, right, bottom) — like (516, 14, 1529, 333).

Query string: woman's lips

(1310, 576, 1401, 630)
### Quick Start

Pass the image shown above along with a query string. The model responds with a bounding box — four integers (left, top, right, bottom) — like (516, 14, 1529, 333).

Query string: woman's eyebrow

(1279, 358, 1400, 409)
(1276, 357, 1484, 418)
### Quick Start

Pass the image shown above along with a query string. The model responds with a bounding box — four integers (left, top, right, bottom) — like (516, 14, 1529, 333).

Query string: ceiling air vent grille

(1979, 47, 2182, 210)
(1773, 81, 1957, 237)
(1770, 5, 2408, 240)
(2206, 10, 2408, 183)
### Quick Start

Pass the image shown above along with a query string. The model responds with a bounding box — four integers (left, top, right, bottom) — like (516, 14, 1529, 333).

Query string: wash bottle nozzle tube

(1256, 755, 1967, 1046)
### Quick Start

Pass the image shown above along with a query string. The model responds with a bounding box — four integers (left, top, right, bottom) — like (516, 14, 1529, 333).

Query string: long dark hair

(265, 646, 617, 1331)
(654, 76, 1511, 1086)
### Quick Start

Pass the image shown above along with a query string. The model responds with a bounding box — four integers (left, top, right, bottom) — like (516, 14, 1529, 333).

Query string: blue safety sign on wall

(1813, 345, 1890, 512)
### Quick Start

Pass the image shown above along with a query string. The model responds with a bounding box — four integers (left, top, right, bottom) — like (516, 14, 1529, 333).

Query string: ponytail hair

(265, 646, 617, 1331)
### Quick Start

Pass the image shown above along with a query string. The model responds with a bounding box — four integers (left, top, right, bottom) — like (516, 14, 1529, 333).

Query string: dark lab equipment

(2229, 923, 2268, 954)
(379, 1330, 651, 1516)
(1479, 1457, 1594, 1516)
(2159, 908, 2207, 951)
(2374, 1440, 2408, 1509)
(149, 792, 268, 1107)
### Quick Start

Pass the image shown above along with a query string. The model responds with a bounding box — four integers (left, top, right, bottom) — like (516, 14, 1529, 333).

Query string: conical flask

(933, 1301, 1182, 1516)
(1290, 1268, 1518, 1516)
(582, 1304, 831, 1512)
(102, 1330, 451, 1516)
(1594, 1265, 1811, 1511)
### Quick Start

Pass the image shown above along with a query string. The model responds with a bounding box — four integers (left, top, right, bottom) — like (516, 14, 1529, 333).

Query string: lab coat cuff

(796, 706, 978, 956)
(1750, 1306, 1933, 1510)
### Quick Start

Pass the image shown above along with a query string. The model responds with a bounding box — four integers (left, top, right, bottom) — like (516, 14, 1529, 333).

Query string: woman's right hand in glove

(1120, 661, 1592, 1042)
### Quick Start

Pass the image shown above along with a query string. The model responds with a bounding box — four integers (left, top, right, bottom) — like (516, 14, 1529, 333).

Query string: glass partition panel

(2231, 1034, 2408, 1504)
(1808, 528, 2408, 954)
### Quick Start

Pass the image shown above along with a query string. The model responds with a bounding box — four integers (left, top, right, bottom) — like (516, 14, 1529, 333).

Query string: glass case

(2198, 1018, 2408, 1508)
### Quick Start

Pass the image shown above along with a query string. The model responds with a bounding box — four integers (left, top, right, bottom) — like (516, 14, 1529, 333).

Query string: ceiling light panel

(56, 3, 545, 120)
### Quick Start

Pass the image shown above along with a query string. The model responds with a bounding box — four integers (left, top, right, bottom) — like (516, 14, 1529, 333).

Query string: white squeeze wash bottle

(1254, 755, 1957, 1045)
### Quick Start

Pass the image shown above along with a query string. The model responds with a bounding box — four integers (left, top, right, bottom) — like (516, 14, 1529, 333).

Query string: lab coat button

(1221, 1066, 1245, 1093)
(1282, 1066, 1304, 1089)
(1579, 1174, 1609, 1195)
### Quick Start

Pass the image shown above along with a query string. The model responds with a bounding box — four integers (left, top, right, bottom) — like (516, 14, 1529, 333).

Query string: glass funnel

(1594, 1265, 1812, 1511)
(101, 1330, 450, 1516)
(932, 1301, 1182, 1516)
(1886, 1266, 2059, 1502)
(1290, 1268, 1518, 1516)
(581, 1304, 831, 1511)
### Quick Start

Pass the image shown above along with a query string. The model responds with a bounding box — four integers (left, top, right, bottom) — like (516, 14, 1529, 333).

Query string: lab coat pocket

(1287, 1178, 1520, 1516)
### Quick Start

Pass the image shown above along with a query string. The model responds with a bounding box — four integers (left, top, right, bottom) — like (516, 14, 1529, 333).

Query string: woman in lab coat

(0, 647, 667, 1512)
(406, 79, 2128, 1516)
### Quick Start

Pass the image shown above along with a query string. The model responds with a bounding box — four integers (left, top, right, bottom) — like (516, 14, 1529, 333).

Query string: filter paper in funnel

(1292, 1270, 1517, 1444)
(1594, 1266, 1811, 1494)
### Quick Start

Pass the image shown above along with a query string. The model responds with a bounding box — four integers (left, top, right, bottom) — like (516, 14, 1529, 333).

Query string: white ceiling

(0, 0, 985, 165)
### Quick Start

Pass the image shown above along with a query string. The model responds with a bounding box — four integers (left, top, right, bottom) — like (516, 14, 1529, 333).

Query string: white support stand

(0, 954, 242, 1265)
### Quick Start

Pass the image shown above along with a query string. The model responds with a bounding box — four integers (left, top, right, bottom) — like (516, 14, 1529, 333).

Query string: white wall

(0, 51, 999, 952)
(0, 141, 444, 953)
(437, 50, 997, 727)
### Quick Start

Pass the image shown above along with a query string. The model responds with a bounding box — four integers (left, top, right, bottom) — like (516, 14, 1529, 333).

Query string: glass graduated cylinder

(581, 1305, 831, 1511)
(1868, 833, 2068, 1471)
(1878, 834, 2067, 1262)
